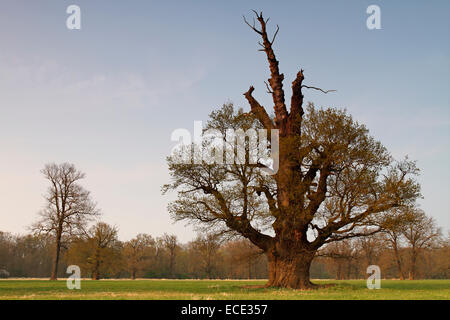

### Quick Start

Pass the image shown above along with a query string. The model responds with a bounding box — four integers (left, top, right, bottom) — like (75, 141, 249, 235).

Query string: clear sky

(0, 1, 449, 242)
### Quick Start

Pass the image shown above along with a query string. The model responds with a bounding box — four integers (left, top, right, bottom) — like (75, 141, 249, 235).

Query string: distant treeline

(0, 225, 448, 280)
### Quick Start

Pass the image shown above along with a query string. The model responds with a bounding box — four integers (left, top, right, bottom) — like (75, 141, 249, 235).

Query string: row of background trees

(1, 220, 448, 280)
(0, 229, 267, 280)
(0, 162, 447, 281)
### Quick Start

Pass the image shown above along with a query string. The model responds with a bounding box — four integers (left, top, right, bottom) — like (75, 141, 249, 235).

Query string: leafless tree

(30, 163, 100, 280)
(402, 209, 441, 280)
(191, 234, 222, 279)
(123, 234, 155, 279)
(162, 234, 178, 278)
(381, 208, 411, 279)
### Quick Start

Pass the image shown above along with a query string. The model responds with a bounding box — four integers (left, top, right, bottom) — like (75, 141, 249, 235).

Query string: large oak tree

(164, 12, 420, 289)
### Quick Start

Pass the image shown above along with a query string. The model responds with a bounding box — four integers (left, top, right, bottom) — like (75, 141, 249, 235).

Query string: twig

(243, 15, 262, 35)
(271, 25, 280, 45)
(264, 81, 273, 94)
(302, 85, 336, 94)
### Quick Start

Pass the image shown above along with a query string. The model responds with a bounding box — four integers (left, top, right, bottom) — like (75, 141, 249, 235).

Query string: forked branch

(243, 12, 262, 35)
(243, 86, 274, 130)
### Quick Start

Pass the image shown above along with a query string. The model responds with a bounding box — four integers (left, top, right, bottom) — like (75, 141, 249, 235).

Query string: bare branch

(243, 15, 262, 35)
(264, 81, 273, 94)
(301, 85, 336, 94)
(324, 228, 382, 244)
(270, 25, 280, 45)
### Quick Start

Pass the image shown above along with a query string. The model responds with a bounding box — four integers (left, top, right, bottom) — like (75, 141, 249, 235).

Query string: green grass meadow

(0, 279, 449, 300)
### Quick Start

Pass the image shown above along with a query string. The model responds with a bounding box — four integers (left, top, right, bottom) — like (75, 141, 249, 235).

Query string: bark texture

(267, 250, 315, 289)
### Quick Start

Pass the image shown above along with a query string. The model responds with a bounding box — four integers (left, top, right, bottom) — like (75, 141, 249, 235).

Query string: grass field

(0, 279, 449, 300)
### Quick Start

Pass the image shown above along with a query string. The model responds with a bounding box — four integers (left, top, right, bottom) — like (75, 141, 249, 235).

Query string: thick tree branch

(305, 166, 331, 220)
(290, 69, 305, 128)
(253, 185, 279, 216)
(203, 185, 273, 250)
(244, 11, 288, 131)
(243, 86, 274, 130)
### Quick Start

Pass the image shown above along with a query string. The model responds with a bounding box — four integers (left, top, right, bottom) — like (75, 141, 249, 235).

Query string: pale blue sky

(0, 1, 449, 242)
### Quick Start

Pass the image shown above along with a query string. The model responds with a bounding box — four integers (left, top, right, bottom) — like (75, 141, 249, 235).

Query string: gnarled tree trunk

(266, 247, 316, 289)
